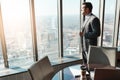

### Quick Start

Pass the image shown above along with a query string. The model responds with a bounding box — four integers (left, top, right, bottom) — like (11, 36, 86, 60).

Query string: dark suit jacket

(82, 13, 100, 52)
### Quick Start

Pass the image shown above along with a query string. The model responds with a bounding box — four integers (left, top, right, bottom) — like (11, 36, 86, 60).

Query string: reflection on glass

(63, 0, 80, 56)
(34, 0, 59, 60)
(103, 0, 116, 47)
(1, 0, 34, 67)
(86, 0, 99, 17)
(52, 65, 80, 80)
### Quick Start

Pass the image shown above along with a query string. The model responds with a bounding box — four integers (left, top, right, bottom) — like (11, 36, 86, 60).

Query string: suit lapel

(82, 14, 92, 32)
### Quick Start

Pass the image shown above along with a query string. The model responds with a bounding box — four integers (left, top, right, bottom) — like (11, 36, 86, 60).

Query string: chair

(28, 56, 54, 80)
(86, 45, 117, 78)
(87, 46, 117, 69)
(94, 68, 120, 80)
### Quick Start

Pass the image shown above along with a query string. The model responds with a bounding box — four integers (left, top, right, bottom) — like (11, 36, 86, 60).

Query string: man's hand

(79, 32, 83, 36)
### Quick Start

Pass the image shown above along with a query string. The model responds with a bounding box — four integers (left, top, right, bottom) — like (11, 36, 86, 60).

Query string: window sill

(0, 54, 82, 78)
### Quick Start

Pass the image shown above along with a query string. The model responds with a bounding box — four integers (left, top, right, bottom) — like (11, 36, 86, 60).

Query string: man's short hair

(82, 2, 93, 12)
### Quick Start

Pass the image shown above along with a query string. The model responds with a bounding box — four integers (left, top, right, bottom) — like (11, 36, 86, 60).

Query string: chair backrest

(87, 46, 117, 67)
(94, 68, 120, 80)
(28, 56, 54, 80)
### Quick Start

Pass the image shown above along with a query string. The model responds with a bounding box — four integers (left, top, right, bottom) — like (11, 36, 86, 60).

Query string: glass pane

(52, 65, 80, 80)
(1, 0, 34, 68)
(86, 0, 99, 17)
(63, 0, 80, 56)
(34, 0, 59, 60)
(102, 0, 116, 47)
(0, 40, 4, 69)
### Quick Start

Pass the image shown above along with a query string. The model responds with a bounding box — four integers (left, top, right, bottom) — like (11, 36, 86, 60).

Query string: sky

(0, 0, 117, 16)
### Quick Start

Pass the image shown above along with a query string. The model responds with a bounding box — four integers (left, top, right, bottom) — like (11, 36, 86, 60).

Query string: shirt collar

(85, 13, 92, 19)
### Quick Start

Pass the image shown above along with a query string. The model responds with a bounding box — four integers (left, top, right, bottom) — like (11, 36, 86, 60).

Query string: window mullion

(29, 0, 38, 61)
(58, 0, 64, 57)
(113, 0, 120, 47)
(0, 6, 9, 68)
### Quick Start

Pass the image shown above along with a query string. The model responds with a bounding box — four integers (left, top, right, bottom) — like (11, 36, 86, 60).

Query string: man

(79, 2, 101, 64)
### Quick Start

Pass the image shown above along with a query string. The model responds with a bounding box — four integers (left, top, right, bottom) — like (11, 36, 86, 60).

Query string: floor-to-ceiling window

(34, 0, 59, 60)
(1, 0, 34, 68)
(0, 0, 119, 69)
(63, 0, 80, 56)
(102, 0, 116, 47)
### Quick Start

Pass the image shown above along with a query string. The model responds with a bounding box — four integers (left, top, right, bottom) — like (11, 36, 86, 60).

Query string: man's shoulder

(91, 14, 98, 19)
(90, 14, 99, 21)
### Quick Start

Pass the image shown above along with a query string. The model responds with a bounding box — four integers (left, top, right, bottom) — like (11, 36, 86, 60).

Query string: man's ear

(86, 8, 91, 13)
(86, 8, 89, 11)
